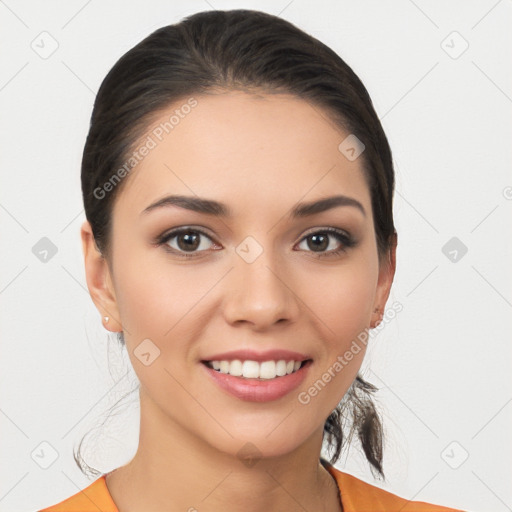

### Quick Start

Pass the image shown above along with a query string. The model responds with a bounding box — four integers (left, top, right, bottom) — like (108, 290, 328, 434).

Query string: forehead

(113, 91, 371, 218)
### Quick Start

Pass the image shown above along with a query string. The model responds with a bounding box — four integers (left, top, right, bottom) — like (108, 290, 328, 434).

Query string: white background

(1, 1, 511, 511)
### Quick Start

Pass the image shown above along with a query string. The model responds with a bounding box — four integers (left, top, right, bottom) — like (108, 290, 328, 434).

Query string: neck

(105, 390, 342, 512)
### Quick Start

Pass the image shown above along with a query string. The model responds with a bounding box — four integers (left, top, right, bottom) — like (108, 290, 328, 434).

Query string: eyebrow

(140, 194, 366, 218)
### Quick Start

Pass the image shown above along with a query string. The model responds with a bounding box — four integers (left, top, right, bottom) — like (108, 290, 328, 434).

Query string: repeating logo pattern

(1, 3, 510, 512)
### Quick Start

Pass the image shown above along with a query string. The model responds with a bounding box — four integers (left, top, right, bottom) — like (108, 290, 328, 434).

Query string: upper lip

(201, 349, 311, 363)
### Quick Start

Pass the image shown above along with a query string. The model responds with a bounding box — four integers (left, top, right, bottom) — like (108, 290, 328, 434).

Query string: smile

(204, 359, 305, 380)
(201, 358, 312, 402)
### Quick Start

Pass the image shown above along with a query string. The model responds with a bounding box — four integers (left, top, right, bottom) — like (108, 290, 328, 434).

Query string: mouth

(200, 356, 313, 402)
(202, 359, 310, 380)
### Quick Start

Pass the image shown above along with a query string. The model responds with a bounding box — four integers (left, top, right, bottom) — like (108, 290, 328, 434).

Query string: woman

(40, 9, 463, 512)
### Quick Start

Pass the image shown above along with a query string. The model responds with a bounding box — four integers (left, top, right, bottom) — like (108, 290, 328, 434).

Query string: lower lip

(201, 361, 311, 403)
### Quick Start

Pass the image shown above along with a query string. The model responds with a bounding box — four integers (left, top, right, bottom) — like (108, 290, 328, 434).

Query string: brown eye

(176, 231, 201, 251)
(160, 228, 216, 255)
(296, 228, 355, 257)
(306, 233, 329, 252)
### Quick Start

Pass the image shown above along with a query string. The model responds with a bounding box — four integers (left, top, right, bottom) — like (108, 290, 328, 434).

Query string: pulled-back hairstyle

(77, 8, 395, 480)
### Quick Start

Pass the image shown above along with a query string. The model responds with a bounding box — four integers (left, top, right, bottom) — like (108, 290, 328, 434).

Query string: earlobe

(371, 306, 383, 329)
(80, 220, 122, 332)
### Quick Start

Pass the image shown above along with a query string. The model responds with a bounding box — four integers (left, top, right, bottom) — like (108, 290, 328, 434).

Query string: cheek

(295, 264, 377, 422)
(111, 253, 211, 399)
(112, 245, 215, 337)
(304, 257, 378, 342)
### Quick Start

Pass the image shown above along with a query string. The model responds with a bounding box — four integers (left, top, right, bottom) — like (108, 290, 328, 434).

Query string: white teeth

(208, 359, 305, 379)
(275, 360, 287, 377)
(229, 359, 243, 377)
(242, 360, 260, 378)
(259, 361, 276, 379)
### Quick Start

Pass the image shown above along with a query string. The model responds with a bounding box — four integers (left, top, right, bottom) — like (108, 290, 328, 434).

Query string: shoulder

(325, 464, 464, 512)
(38, 475, 118, 512)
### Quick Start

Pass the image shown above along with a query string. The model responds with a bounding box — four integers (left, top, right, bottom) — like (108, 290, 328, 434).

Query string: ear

(80, 220, 122, 332)
(370, 232, 397, 328)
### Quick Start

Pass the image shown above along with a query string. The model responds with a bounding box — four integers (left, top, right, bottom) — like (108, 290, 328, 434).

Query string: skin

(81, 90, 396, 512)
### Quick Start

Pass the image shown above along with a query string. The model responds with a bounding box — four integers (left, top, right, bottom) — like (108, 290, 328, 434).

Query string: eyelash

(155, 226, 356, 259)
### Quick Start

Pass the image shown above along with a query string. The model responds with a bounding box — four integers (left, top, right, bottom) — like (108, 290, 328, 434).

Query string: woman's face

(83, 91, 395, 460)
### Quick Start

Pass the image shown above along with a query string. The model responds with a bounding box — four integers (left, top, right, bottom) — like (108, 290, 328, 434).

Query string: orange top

(39, 464, 463, 511)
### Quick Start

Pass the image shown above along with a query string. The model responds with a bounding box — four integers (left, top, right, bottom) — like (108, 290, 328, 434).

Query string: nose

(222, 248, 300, 331)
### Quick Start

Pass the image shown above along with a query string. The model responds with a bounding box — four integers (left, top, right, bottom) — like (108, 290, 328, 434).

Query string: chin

(194, 414, 321, 464)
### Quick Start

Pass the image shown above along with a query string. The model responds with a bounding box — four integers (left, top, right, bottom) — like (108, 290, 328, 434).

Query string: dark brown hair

(77, 8, 395, 480)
